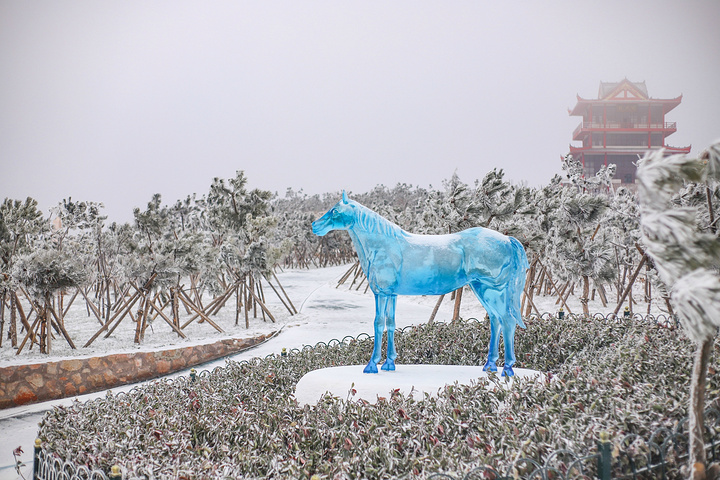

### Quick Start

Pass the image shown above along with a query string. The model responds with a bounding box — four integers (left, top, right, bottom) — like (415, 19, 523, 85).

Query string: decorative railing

(574, 121, 677, 138)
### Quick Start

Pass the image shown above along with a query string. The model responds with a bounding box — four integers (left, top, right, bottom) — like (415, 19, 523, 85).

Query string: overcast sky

(1, 1, 719, 222)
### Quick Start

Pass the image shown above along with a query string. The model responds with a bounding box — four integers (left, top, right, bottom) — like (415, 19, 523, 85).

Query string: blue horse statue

(312, 191, 528, 376)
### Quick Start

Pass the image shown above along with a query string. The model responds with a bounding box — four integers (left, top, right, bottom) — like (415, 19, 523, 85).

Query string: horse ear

(342, 190, 349, 204)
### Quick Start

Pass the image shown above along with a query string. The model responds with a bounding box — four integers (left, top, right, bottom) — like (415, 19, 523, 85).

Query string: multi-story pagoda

(568, 79, 690, 185)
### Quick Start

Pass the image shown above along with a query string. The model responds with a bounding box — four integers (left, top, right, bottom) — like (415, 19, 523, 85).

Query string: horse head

(312, 191, 355, 236)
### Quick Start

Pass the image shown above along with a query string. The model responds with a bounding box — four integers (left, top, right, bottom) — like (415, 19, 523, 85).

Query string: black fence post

(598, 431, 612, 480)
(33, 438, 41, 479)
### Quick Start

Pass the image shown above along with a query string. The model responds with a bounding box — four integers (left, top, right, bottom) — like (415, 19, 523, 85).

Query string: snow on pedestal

(294, 365, 545, 406)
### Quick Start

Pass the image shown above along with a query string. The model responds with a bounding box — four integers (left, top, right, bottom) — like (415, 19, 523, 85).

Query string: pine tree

(547, 156, 616, 317)
(637, 141, 720, 480)
(0, 197, 46, 348)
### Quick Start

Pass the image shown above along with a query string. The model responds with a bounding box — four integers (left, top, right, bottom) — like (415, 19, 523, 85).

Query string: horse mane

(350, 200, 407, 239)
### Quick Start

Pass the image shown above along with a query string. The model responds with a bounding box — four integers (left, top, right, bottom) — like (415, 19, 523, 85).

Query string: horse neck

(347, 205, 405, 266)
(351, 204, 405, 239)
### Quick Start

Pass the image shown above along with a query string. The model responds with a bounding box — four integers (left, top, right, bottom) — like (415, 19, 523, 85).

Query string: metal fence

(33, 312, 697, 480)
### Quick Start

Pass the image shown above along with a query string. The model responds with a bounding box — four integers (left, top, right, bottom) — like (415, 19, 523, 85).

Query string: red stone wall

(0, 332, 275, 409)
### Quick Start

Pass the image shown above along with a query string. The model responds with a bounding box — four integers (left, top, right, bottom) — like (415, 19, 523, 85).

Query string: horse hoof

(483, 361, 497, 372)
(381, 359, 396, 371)
(363, 362, 379, 374)
(501, 365, 515, 377)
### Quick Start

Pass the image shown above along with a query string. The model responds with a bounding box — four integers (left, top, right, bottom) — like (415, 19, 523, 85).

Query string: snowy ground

(0, 264, 670, 480)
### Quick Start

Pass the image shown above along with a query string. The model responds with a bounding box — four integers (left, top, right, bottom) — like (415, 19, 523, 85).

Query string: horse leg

(381, 295, 397, 371)
(471, 282, 500, 373)
(481, 285, 520, 377)
(501, 277, 525, 377)
(501, 319, 517, 377)
(364, 294, 385, 374)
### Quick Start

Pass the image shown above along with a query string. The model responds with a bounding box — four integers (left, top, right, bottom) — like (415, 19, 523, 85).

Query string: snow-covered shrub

(38, 317, 715, 479)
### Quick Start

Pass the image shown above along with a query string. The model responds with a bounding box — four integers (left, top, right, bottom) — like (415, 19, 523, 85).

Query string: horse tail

(509, 236, 528, 328)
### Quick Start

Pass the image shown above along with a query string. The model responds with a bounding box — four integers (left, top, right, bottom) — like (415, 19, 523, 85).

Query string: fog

(1, 1, 718, 222)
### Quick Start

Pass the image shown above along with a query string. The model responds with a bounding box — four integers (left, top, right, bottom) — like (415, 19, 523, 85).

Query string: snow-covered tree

(12, 243, 89, 354)
(419, 173, 480, 234)
(0, 197, 46, 348)
(546, 156, 616, 317)
(637, 141, 720, 479)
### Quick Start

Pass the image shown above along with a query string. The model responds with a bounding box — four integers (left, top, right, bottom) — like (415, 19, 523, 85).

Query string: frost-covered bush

(38, 317, 713, 479)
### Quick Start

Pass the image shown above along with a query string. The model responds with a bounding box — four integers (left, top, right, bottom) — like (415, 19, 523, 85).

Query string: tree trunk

(9, 291, 17, 348)
(452, 287, 463, 321)
(235, 284, 240, 326)
(688, 337, 714, 480)
(581, 275, 590, 317)
(134, 293, 150, 344)
(0, 291, 4, 348)
(39, 293, 50, 354)
(524, 261, 537, 317)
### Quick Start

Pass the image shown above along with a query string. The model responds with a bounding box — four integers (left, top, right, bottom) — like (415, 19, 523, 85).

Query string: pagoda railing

(574, 121, 676, 138)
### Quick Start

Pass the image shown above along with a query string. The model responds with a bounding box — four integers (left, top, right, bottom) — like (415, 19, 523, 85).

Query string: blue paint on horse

(312, 191, 529, 376)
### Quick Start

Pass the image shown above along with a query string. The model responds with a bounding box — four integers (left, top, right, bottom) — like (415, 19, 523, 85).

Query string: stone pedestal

(295, 364, 544, 406)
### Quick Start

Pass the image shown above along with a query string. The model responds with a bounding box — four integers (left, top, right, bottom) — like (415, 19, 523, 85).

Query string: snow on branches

(637, 142, 720, 343)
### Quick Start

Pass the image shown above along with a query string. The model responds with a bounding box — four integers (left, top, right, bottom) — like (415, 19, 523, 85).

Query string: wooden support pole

(613, 254, 648, 316)
(79, 288, 106, 326)
(256, 280, 266, 322)
(46, 303, 76, 349)
(61, 289, 79, 319)
(83, 289, 142, 347)
(15, 316, 41, 355)
(336, 262, 359, 288)
(522, 282, 542, 317)
(13, 291, 35, 345)
(273, 271, 297, 314)
(263, 275, 294, 315)
(428, 294, 445, 325)
(247, 284, 276, 323)
(540, 263, 573, 315)
(177, 289, 224, 332)
(348, 266, 364, 290)
(145, 296, 187, 339)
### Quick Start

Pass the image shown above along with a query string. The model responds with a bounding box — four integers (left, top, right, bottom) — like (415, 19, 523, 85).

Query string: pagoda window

(606, 133, 647, 147)
(651, 133, 663, 147)
(650, 106, 664, 126)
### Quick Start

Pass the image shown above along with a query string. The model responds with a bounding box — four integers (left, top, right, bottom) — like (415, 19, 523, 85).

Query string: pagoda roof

(599, 79, 648, 99)
(569, 78, 682, 115)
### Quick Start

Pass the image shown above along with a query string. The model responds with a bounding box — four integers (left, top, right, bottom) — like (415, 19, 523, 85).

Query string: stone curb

(0, 332, 276, 409)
